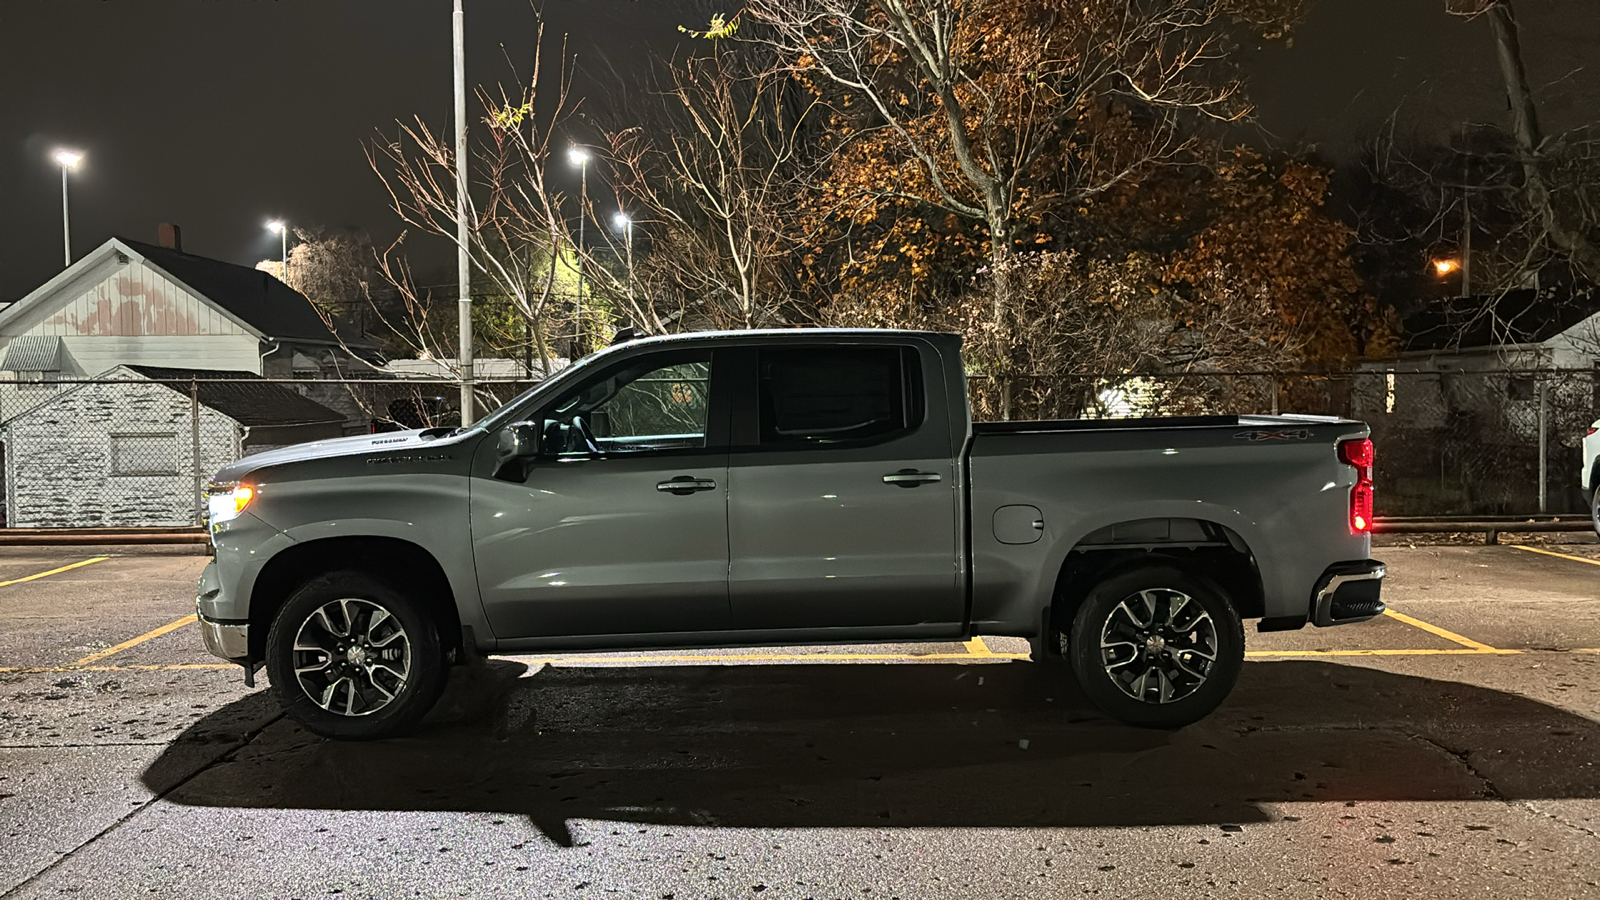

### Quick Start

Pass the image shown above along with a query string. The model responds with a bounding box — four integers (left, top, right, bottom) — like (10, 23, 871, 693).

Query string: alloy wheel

(291, 598, 411, 716)
(1098, 588, 1219, 704)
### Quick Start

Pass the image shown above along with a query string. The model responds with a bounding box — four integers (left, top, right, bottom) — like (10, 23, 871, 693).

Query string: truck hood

(211, 428, 469, 483)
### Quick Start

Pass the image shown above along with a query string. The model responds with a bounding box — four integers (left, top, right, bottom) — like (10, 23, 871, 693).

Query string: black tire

(1591, 484, 1599, 539)
(1068, 564, 1244, 728)
(264, 571, 447, 740)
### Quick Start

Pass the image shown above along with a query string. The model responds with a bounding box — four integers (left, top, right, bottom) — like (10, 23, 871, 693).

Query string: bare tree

(1448, 0, 1600, 283)
(367, 14, 655, 392)
(607, 43, 820, 329)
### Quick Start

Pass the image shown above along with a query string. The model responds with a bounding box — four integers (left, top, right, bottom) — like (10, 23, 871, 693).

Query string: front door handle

(657, 475, 718, 495)
(883, 469, 942, 487)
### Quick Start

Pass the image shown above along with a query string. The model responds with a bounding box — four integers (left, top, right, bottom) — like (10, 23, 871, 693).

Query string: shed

(0, 366, 343, 528)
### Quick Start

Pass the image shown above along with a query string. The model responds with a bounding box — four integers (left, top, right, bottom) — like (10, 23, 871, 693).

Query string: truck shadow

(143, 659, 1600, 846)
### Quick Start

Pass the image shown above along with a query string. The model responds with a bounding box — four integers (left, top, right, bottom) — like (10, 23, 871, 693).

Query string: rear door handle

(883, 469, 942, 487)
(657, 475, 718, 495)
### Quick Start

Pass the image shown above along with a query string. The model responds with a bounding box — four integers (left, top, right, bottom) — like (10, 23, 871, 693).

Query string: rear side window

(757, 347, 921, 445)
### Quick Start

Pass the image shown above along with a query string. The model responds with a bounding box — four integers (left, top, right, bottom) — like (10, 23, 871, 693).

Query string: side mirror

(493, 421, 541, 480)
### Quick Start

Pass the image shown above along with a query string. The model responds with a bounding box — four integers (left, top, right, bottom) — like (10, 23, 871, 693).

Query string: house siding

(0, 381, 241, 528)
(27, 258, 252, 338)
(57, 335, 262, 377)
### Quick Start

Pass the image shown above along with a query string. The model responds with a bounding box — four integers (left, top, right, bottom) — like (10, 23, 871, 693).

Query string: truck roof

(609, 327, 958, 350)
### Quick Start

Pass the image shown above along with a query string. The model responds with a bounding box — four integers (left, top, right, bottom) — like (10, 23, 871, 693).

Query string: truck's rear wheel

(1068, 564, 1243, 728)
(1591, 484, 1599, 538)
(264, 572, 447, 740)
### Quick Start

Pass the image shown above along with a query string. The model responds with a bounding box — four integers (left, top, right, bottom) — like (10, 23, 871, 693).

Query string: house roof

(2, 335, 63, 372)
(1403, 287, 1600, 352)
(124, 366, 346, 427)
(117, 239, 374, 350)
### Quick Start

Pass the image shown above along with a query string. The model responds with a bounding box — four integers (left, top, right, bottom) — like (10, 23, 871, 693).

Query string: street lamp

(613, 211, 634, 308)
(567, 146, 590, 354)
(266, 220, 288, 284)
(53, 149, 84, 267)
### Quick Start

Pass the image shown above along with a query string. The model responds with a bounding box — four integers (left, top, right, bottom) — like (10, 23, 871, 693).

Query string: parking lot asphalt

(0, 540, 1596, 898)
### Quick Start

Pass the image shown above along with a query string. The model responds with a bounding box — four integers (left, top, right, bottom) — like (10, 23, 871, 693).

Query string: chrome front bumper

(198, 614, 249, 661)
(196, 561, 248, 662)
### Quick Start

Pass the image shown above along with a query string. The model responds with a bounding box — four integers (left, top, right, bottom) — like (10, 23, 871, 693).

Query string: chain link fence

(972, 367, 1599, 516)
(0, 366, 1592, 528)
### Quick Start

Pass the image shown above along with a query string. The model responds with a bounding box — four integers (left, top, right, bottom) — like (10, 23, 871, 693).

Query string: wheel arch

(1041, 517, 1265, 652)
(248, 536, 463, 663)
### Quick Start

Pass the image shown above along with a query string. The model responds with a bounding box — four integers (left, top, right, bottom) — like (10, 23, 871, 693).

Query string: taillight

(1338, 439, 1375, 534)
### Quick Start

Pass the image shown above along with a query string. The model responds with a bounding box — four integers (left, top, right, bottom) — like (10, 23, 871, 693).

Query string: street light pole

(613, 211, 634, 309)
(453, 0, 475, 426)
(53, 149, 83, 267)
(266, 220, 288, 283)
(567, 146, 590, 357)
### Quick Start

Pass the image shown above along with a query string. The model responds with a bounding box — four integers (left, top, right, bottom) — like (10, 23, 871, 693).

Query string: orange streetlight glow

(1433, 258, 1460, 276)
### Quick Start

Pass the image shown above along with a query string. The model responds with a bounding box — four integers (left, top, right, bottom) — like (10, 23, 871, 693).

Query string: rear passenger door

(726, 342, 964, 633)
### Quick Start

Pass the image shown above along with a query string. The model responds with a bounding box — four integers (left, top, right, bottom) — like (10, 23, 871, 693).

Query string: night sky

(1, 0, 1595, 304)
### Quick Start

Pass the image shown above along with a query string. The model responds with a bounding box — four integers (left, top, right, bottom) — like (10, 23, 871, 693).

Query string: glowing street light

(1433, 258, 1461, 277)
(53, 148, 84, 267)
(266, 220, 288, 283)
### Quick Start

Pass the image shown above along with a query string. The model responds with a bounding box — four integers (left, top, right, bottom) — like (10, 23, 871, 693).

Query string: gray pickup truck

(198, 329, 1384, 739)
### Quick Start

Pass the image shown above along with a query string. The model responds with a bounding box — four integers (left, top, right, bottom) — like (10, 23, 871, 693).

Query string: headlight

(206, 483, 255, 526)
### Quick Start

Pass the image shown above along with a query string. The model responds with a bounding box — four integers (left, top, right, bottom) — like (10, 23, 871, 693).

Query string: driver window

(543, 352, 712, 455)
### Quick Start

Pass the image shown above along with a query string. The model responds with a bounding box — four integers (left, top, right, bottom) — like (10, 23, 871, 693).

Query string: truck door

(470, 348, 732, 640)
(726, 342, 964, 632)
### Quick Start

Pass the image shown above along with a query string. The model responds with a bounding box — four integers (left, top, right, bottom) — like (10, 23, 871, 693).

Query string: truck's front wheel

(264, 572, 447, 740)
(1068, 565, 1244, 728)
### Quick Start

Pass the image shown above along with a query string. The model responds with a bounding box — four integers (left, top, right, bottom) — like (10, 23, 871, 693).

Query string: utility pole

(1461, 126, 1473, 298)
(453, 0, 474, 425)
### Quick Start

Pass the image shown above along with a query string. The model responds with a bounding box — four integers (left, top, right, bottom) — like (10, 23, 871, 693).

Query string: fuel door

(993, 504, 1044, 544)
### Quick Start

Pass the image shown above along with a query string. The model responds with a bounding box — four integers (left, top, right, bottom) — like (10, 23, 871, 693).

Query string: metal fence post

(1537, 377, 1548, 514)
(190, 377, 203, 525)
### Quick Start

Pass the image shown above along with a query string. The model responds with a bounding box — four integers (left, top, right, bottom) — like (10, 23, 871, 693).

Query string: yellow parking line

(1507, 544, 1600, 567)
(68, 615, 197, 667)
(964, 636, 995, 657)
(1246, 647, 1518, 657)
(0, 556, 109, 589)
(1381, 608, 1499, 652)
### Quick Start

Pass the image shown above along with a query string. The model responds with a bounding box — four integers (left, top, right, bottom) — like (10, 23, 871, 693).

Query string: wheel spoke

(319, 677, 347, 710)
(364, 608, 392, 641)
(366, 674, 396, 703)
(1171, 654, 1210, 680)
(313, 607, 339, 638)
(371, 662, 408, 683)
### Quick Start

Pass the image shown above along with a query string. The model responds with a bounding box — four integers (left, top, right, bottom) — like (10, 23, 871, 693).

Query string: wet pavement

(0, 539, 1596, 898)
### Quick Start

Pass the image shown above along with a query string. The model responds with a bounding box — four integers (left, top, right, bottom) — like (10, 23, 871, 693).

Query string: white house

(0, 227, 380, 424)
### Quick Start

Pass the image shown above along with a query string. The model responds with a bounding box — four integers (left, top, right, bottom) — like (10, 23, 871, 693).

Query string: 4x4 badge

(1233, 429, 1313, 442)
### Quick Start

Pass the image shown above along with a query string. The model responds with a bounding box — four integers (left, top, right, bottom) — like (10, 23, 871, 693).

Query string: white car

(1586, 418, 1600, 535)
